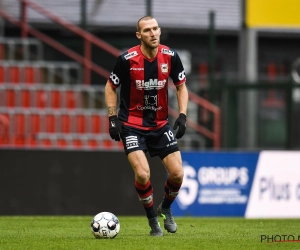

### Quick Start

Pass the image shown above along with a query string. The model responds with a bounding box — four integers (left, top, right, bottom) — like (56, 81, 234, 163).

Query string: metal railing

(168, 82, 221, 148)
(0, 0, 121, 85)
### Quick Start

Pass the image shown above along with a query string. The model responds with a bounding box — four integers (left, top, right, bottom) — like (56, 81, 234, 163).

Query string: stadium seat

(72, 138, 83, 148)
(5, 89, 15, 107)
(61, 114, 71, 133)
(36, 90, 47, 108)
(12, 113, 26, 145)
(45, 114, 56, 133)
(0, 114, 9, 145)
(8, 66, 20, 83)
(91, 114, 101, 133)
(87, 138, 98, 148)
(76, 114, 86, 133)
(50, 90, 60, 108)
(57, 138, 68, 148)
(0, 66, 4, 83)
(66, 90, 76, 108)
(20, 89, 31, 107)
(24, 66, 35, 84)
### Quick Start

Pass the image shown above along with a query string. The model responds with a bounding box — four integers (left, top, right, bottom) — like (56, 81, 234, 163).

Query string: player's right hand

(173, 113, 186, 139)
(108, 115, 123, 141)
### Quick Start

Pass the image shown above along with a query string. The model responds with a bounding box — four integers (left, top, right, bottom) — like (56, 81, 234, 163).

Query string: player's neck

(140, 45, 158, 59)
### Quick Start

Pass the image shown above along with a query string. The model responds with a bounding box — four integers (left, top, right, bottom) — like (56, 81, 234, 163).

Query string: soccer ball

(90, 212, 120, 239)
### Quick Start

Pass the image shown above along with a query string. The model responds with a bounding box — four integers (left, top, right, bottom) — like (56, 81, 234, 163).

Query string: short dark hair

(136, 16, 155, 32)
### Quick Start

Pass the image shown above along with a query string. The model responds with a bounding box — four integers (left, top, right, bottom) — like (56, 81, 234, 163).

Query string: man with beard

(105, 16, 188, 236)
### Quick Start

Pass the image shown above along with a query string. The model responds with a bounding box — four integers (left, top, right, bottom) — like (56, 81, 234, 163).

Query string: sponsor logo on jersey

(161, 48, 174, 56)
(136, 79, 167, 90)
(145, 95, 157, 106)
(137, 95, 162, 112)
(130, 68, 144, 71)
(137, 105, 162, 111)
(161, 63, 168, 73)
(124, 51, 138, 60)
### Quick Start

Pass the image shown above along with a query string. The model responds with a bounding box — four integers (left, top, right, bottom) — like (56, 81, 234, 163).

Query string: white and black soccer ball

(90, 212, 120, 239)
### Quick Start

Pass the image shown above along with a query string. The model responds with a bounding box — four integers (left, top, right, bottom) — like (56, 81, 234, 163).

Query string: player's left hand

(173, 113, 186, 139)
(109, 115, 123, 141)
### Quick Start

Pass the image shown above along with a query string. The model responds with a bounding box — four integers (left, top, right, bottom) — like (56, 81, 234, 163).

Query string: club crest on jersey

(161, 63, 168, 73)
(124, 51, 138, 60)
(161, 48, 174, 56)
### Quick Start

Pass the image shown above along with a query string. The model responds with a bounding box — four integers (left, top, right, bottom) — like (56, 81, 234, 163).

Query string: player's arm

(105, 81, 123, 141)
(175, 82, 188, 115)
(173, 82, 188, 139)
(105, 80, 118, 117)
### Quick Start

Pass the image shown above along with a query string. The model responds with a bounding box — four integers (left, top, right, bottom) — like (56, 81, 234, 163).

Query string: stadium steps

(0, 37, 119, 149)
(0, 107, 123, 149)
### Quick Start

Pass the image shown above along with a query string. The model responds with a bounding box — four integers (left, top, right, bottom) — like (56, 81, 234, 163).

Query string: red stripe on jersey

(156, 45, 171, 121)
(127, 46, 145, 126)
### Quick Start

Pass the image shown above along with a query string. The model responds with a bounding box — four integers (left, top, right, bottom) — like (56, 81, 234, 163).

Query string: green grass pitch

(0, 216, 300, 250)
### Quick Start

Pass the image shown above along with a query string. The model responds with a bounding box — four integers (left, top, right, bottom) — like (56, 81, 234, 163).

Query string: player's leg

(157, 151, 183, 233)
(128, 150, 150, 184)
(127, 150, 163, 236)
(146, 124, 183, 233)
(161, 150, 184, 203)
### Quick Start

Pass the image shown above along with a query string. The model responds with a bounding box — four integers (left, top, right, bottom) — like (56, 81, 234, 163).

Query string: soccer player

(105, 16, 188, 236)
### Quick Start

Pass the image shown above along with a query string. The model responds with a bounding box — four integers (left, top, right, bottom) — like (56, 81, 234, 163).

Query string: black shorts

(121, 123, 179, 159)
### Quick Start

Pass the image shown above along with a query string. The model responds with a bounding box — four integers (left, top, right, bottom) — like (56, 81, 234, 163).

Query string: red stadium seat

(0, 114, 9, 145)
(29, 113, 41, 135)
(8, 66, 20, 83)
(61, 114, 71, 133)
(72, 138, 82, 148)
(24, 66, 35, 84)
(76, 114, 86, 133)
(50, 90, 60, 108)
(66, 90, 76, 108)
(5, 89, 15, 107)
(37, 90, 47, 108)
(87, 139, 98, 148)
(91, 114, 101, 133)
(20, 89, 31, 107)
(57, 138, 68, 148)
(0, 66, 4, 83)
(12, 113, 26, 145)
(40, 138, 52, 148)
(45, 114, 55, 133)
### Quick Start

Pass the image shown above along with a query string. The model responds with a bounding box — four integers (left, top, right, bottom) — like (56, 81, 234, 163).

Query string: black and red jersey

(108, 44, 186, 130)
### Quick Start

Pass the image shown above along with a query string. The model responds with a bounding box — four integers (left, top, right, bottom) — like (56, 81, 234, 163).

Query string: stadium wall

(1, 149, 299, 217)
(0, 149, 166, 215)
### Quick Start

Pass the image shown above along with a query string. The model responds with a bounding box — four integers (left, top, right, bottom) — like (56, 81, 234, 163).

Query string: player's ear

(136, 32, 141, 39)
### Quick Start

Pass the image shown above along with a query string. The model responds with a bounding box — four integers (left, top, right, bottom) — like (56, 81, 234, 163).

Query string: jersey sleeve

(169, 51, 186, 86)
(108, 56, 127, 88)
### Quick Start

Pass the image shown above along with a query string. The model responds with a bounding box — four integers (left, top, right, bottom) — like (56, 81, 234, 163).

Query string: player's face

(136, 19, 161, 49)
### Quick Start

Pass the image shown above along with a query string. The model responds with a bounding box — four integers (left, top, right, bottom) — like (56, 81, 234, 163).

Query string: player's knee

(135, 172, 150, 184)
(169, 169, 184, 183)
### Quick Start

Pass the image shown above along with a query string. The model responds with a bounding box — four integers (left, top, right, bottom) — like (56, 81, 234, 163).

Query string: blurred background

(0, 0, 299, 216)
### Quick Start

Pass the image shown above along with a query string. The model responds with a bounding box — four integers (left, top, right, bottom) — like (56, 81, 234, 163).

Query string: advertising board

(174, 151, 300, 218)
